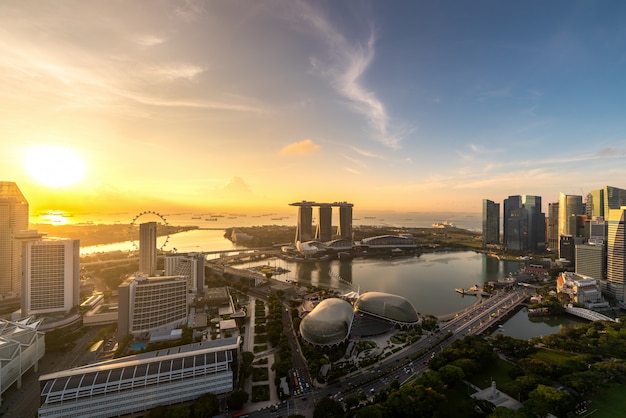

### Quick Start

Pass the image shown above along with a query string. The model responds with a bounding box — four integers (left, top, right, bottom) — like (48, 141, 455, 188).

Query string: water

(79, 226, 580, 340)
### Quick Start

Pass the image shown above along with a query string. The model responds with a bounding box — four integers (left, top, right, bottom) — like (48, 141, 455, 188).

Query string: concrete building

(38, 337, 240, 418)
(0, 182, 29, 298)
(165, 252, 205, 295)
(291, 200, 354, 244)
(20, 233, 80, 316)
(117, 275, 188, 340)
(0, 317, 45, 407)
(575, 243, 606, 283)
(315, 204, 333, 242)
(482, 199, 500, 247)
(337, 202, 353, 241)
(139, 221, 157, 276)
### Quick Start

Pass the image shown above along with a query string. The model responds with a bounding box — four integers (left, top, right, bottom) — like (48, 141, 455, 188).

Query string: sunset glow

(1, 1, 625, 216)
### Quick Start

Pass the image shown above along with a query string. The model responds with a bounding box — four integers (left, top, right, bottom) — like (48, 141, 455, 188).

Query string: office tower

(139, 221, 157, 276)
(337, 202, 353, 241)
(506, 207, 528, 251)
(20, 233, 80, 315)
(482, 199, 500, 247)
(547, 202, 559, 252)
(576, 243, 606, 283)
(0, 182, 29, 297)
(604, 185, 626, 301)
(523, 195, 546, 251)
(560, 235, 584, 266)
(165, 252, 205, 294)
(586, 189, 604, 218)
(315, 204, 333, 242)
(589, 217, 607, 244)
(117, 275, 188, 340)
(502, 195, 522, 248)
(558, 193, 584, 257)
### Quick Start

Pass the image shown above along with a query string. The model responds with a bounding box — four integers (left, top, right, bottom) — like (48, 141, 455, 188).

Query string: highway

(249, 286, 529, 417)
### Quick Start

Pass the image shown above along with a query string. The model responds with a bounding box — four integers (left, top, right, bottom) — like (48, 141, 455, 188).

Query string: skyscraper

(315, 204, 333, 242)
(558, 193, 584, 238)
(586, 189, 604, 218)
(337, 202, 353, 241)
(547, 202, 559, 251)
(523, 195, 545, 251)
(506, 207, 528, 251)
(139, 221, 157, 276)
(503, 195, 522, 248)
(20, 233, 80, 315)
(604, 185, 626, 301)
(482, 199, 500, 247)
(0, 182, 29, 297)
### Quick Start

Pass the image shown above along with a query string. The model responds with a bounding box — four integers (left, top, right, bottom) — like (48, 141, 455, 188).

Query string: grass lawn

(532, 348, 578, 365)
(584, 384, 626, 418)
(467, 357, 516, 389)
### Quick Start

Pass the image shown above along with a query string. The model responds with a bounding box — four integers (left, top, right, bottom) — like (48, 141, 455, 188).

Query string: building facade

(575, 243, 606, 284)
(164, 252, 205, 294)
(523, 195, 546, 251)
(0, 182, 29, 297)
(117, 275, 188, 340)
(557, 272, 605, 308)
(482, 199, 500, 247)
(20, 235, 80, 315)
(38, 337, 240, 418)
(547, 202, 559, 252)
(502, 195, 522, 248)
(139, 222, 157, 276)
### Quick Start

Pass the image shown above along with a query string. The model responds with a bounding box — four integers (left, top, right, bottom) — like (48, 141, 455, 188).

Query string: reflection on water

(491, 308, 585, 340)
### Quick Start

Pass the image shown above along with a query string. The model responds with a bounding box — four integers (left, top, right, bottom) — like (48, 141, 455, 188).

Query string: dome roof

(299, 298, 354, 346)
(354, 291, 419, 324)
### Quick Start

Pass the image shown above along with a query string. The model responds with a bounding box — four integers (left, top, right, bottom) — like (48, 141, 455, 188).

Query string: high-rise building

(558, 193, 584, 257)
(502, 195, 522, 248)
(576, 243, 606, 283)
(20, 233, 80, 315)
(0, 182, 29, 297)
(506, 207, 528, 251)
(315, 204, 333, 242)
(139, 221, 157, 276)
(292, 202, 313, 243)
(559, 235, 584, 266)
(523, 195, 546, 251)
(547, 202, 559, 252)
(337, 202, 353, 241)
(165, 252, 205, 294)
(586, 189, 604, 218)
(604, 185, 626, 301)
(117, 275, 188, 340)
(482, 199, 500, 247)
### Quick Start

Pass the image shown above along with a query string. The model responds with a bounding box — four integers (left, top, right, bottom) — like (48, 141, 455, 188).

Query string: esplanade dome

(354, 291, 419, 325)
(299, 298, 354, 347)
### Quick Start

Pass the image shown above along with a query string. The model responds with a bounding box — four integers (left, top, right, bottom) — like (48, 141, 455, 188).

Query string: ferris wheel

(128, 211, 170, 251)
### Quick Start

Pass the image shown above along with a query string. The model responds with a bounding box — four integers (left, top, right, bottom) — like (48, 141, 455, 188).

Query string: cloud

(296, 2, 403, 149)
(279, 139, 320, 155)
(344, 167, 360, 175)
(135, 34, 165, 47)
(149, 64, 206, 81)
(351, 146, 384, 159)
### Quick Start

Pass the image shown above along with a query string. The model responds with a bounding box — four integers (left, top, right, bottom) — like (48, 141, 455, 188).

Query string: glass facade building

(482, 199, 500, 247)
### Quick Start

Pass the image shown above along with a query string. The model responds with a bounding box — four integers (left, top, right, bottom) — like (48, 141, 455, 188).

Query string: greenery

(252, 367, 269, 382)
(251, 385, 270, 402)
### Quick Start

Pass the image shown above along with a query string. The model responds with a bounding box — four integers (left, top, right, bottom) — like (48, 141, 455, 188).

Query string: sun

(25, 145, 86, 188)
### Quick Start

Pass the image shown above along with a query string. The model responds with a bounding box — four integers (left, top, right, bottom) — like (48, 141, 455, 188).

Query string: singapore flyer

(128, 211, 171, 251)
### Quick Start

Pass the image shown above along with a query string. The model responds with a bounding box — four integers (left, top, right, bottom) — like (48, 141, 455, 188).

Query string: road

(248, 287, 529, 417)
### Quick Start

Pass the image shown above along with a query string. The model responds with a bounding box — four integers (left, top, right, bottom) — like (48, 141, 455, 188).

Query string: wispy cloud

(344, 167, 361, 175)
(350, 146, 384, 159)
(279, 139, 321, 155)
(296, 2, 402, 149)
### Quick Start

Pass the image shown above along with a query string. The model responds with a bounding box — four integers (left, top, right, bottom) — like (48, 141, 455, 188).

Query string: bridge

(564, 305, 619, 323)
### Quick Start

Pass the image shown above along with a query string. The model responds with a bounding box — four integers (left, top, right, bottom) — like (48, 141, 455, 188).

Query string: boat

(205, 218, 218, 221)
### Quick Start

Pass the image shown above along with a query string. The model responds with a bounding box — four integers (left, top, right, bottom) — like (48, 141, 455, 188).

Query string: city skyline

(1, 1, 626, 215)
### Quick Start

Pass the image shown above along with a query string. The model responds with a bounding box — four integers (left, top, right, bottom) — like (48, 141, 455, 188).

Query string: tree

(227, 390, 249, 410)
(192, 393, 220, 417)
(313, 397, 344, 418)
(355, 405, 384, 418)
(437, 364, 465, 386)
(524, 384, 574, 418)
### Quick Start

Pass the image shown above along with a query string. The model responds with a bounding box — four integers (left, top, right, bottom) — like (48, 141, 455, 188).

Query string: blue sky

(1, 0, 625, 214)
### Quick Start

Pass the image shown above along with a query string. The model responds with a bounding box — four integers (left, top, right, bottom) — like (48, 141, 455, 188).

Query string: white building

(20, 233, 80, 315)
(0, 317, 45, 407)
(165, 252, 205, 294)
(557, 272, 608, 309)
(38, 336, 240, 418)
(117, 275, 188, 340)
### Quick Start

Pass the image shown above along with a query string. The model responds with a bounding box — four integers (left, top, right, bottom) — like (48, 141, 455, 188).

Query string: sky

(1, 0, 626, 216)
